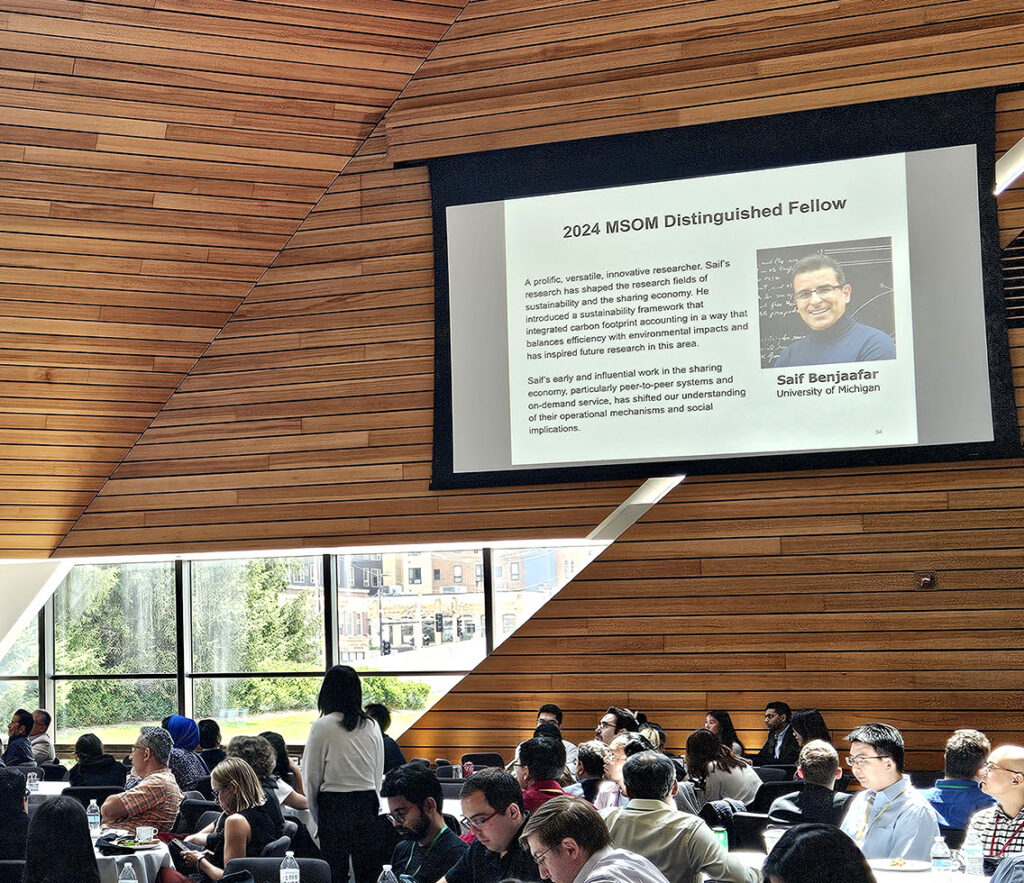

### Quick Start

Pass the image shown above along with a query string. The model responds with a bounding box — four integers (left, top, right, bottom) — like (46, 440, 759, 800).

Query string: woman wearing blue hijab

(166, 714, 210, 791)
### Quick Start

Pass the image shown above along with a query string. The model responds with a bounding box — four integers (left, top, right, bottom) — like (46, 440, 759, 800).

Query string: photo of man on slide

(773, 253, 896, 368)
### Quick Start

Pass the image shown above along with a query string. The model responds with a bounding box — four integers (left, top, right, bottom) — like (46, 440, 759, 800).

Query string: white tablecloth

(95, 842, 171, 883)
(26, 780, 70, 814)
(730, 849, 990, 882)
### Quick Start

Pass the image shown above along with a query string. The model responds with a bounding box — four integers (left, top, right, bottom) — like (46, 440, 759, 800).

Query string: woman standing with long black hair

(305, 665, 385, 883)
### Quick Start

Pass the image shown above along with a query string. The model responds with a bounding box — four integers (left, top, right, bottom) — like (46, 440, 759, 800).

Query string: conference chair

(443, 813, 464, 836)
(38, 763, 69, 781)
(260, 835, 292, 858)
(753, 766, 788, 782)
(173, 798, 221, 833)
(0, 860, 26, 883)
(224, 857, 331, 883)
(749, 780, 804, 814)
(460, 752, 504, 769)
(761, 764, 797, 778)
(942, 827, 967, 849)
(441, 781, 463, 800)
(61, 784, 123, 807)
(282, 819, 299, 842)
(191, 774, 215, 800)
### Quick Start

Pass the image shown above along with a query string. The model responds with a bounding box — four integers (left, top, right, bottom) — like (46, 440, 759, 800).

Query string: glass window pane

(337, 551, 486, 673)
(491, 545, 604, 649)
(192, 676, 321, 744)
(363, 674, 460, 739)
(0, 616, 38, 676)
(54, 562, 176, 675)
(56, 678, 177, 744)
(191, 557, 325, 674)
(0, 680, 39, 714)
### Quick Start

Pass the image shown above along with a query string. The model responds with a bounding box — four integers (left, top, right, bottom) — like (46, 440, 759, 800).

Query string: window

(510, 562, 520, 581)
(433, 569, 441, 580)
(409, 568, 422, 585)
(453, 565, 463, 584)
(0, 615, 39, 718)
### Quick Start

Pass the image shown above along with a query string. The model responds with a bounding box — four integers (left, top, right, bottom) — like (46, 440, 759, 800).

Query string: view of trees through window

(1, 543, 604, 744)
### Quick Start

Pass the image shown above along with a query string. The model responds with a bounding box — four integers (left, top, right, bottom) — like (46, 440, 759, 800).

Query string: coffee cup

(136, 826, 156, 843)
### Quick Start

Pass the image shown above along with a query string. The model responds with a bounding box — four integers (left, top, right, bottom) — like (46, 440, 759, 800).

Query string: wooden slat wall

(23, 0, 1024, 767)
(0, 0, 468, 557)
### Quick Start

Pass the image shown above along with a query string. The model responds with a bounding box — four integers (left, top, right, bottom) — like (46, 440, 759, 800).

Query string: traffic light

(435, 613, 443, 632)
(382, 640, 391, 656)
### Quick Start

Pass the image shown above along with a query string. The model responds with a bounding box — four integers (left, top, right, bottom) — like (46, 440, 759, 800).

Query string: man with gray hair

(101, 726, 182, 834)
(769, 739, 851, 826)
(600, 751, 756, 883)
(521, 794, 668, 883)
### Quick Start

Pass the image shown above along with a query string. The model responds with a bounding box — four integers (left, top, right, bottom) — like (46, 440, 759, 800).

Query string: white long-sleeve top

(303, 712, 384, 825)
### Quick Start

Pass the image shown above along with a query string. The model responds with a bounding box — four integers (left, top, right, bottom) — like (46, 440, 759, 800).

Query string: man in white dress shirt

(521, 794, 669, 883)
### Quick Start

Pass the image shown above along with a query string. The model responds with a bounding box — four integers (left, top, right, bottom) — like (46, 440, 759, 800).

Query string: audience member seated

(517, 736, 567, 812)
(595, 732, 654, 809)
(0, 767, 28, 860)
(198, 718, 227, 772)
(28, 709, 55, 765)
(769, 740, 850, 826)
(100, 726, 183, 834)
(565, 741, 612, 804)
(839, 723, 939, 861)
(166, 714, 211, 791)
(790, 709, 832, 748)
(920, 728, 996, 830)
(438, 768, 541, 883)
(68, 733, 128, 788)
(178, 755, 284, 881)
(2, 709, 35, 766)
(601, 751, 757, 883)
(514, 705, 579, 776)
(966, 744, 1024, 859)
(225, 735, 289, 828)
(259, 730, 308, 807)
(754, 702, 800, 766)
(639, 720, 667, 754)
(366, 703, 407, 773)
(594, 707, 640, 746)
(685, 729, 761, 806)
(763, 823, 874, 883)
(22, 795, 102, 883)
(522, 794, 670, 883)
(705, 711, 745, 756)
(382, 763, 468, 883)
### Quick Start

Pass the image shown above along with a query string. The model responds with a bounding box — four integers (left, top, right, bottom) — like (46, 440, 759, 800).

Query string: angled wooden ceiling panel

(0, 0, 469, 556)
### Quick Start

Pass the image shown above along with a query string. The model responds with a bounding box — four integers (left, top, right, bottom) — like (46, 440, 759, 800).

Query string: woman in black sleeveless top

(180, 756, 283, 880)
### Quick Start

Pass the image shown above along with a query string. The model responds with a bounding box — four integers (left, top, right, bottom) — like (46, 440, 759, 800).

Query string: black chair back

(441, 781, 463, 800)
(908, 770, 942, 789)
(749, 780, 804, 813)
(224, 858, 331, 883)
(260, 835, 291, 858)
(761, 764, 797, 778)
(731, 811, 772, 851)
(443, 812, 464, 836)
(436, 765, 456, 779)
(942, 827, 967, 849)
(754, 766, 788, 782)
(435, 758, 452, 768)
(282, 819, 299, 841)
(460, 753, 504, 769)
(407, 758, 431, 769)
(173, 798, 221, 834)
(0, 860, 26, 883)
(39, 763, 69, 782)
(61, 785, 123, 807)
(192, 775, 215, 800)
(836, 774, 852, 793)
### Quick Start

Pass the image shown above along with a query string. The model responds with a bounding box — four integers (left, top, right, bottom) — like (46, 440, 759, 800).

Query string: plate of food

(114, 836, 160, 850)
(866, 858, 931, 872)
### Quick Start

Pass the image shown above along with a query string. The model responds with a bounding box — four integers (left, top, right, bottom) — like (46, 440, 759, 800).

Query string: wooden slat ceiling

(0, 0, 470, 557)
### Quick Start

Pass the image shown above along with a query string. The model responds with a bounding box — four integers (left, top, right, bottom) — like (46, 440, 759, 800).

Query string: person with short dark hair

(773, 253, 896, 368)
(366, 703, 408, 773)
(382, 763, 468, 883)
(601, 752, 756, 883)
(763, 823, 875, 883)
(259, 730, 308, 808)
(565, 741, 612, 804)
(920, 729, 996, 829)
(517, 706, 578, 777)
(198, 718, 227, 771)
(29, 709, 54, 764)
(69, 733, 128, 787)
(23, 795, 102, 883)
(522, 794, 669, 883)
(755, 701, 800, 766)
(966, 744, 1024, 859)
(438, 768, 541, 883)
(769, 740, 851, 826)
(517, 737, 567, 812)
(2, 708, 35, 766)
(839, 723, 939, 861)
(538, 704, 563, 727)
(101, 725, 183, 834)
(594, 707, 639, 746)
(0, 766, 28, 860)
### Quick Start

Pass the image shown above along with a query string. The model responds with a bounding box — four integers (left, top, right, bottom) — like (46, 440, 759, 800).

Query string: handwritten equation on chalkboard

(757, 238, 895, 368)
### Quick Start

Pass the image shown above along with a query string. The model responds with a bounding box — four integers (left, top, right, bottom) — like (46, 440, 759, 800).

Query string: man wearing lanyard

(383, 764, 468, 883)
(965, 745, 1024, 860)
(839, 723, 939, 861)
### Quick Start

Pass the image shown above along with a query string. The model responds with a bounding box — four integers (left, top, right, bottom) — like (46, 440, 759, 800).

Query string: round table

(730, 849, 991, 882)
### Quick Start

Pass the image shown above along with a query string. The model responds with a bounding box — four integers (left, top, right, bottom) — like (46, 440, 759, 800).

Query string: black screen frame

(428, 88, 1021, 490)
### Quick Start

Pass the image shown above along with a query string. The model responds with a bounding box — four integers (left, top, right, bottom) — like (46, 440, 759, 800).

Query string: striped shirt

(967, 804, 1024, 858)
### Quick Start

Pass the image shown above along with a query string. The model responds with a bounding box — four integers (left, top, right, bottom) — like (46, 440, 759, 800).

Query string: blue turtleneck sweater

(774, 312, 896, 368)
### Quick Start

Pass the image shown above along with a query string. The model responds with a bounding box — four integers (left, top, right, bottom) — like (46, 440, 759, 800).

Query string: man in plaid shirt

(101, 726, 182, 834)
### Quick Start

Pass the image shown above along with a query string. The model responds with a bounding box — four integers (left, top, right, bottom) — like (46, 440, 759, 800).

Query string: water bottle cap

(285, 851, 294, 857)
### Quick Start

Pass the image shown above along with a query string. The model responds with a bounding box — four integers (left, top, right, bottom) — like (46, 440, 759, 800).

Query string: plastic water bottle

(87, 799, 101, 833)
(118, 865, 138, 882)
(280, 851, 300, 883)
(377, 864, 400, 883)
(930, 835, 953, 881)
(25, 771, 38, 791)
(962, 827, 984, 876)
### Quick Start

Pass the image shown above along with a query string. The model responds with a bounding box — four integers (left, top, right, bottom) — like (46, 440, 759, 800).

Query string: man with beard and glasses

(383, 763, 468, 883)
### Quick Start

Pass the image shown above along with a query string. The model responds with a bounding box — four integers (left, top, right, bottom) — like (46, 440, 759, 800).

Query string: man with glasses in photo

(383, 763, 468, 883)
(965, 745, 1024, 860)
(100, 725, 182, 834)
(522, 794, 669, 883)
(773, 254, 896, 368)
(438, 768, 542, 883)
(839, 722, 939, 861)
